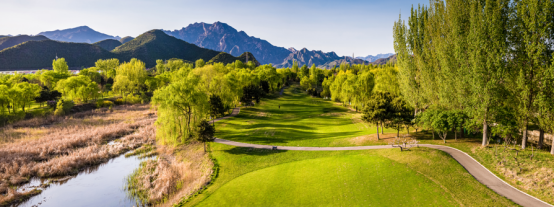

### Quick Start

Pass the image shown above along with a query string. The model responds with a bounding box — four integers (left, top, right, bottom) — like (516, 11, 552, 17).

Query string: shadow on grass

(222, 146, 285, 156)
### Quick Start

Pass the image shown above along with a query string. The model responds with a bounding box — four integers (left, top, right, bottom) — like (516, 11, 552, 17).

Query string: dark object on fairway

(279, 105, 280, 109)
(272, 146, 277, 150)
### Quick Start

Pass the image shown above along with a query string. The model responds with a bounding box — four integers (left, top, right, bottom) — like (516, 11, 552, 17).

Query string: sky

(0, 0, 428, 57)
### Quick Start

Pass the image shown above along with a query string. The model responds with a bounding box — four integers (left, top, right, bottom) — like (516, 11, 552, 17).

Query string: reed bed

(0, 104, 156, 206)
(126, 142, 214, 207)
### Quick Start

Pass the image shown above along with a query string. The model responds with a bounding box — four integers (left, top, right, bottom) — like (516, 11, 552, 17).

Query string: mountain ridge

(38, 26, 120, 43)
(0, 35, 50, 51)
(0, 30, 253, 70)
(356, 53, 394, 62)
(164, 22, 291, 65)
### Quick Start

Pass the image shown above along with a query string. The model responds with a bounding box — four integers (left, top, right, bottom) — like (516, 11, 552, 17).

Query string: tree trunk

(522, 121, 528, 149)
(203, 142, 206, 152)
(538, 129, 544, 149)
(459, 125, 464, 139)
(433, 130, 435, 140)
(187, 107, 191, 139)
(482, 119, 488, 146)
(406, 126, 409, 134)
(376, 123, 380, 140)
(381, 123, 384, 134)
(397, 125, 399, 138)
(551, 132, 554, 155)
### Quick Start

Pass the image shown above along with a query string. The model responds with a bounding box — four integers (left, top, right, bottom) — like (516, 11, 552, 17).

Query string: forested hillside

(0, 40, 115, 70)
(208, 52, 260, 66)
(120, 36, 134, 44)
(93, 39, 122, 51)
(0, 30, 253, 70)
(113, 30, 221, 67)
(0, 35, 49, 51)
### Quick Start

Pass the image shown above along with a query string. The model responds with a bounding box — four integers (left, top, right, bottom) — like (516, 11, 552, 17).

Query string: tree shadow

(222, 146, 285, 156)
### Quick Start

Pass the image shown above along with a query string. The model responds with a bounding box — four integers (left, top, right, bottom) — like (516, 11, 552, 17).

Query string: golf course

(179, 86, 520, 207)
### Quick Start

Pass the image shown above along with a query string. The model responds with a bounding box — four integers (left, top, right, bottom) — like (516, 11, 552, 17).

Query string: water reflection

(13, 154, 146, 207)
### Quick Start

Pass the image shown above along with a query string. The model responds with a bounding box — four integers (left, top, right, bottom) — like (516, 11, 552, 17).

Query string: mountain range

(0, 30, 254, 70)
(0, 23, 395, 70)
(38, 26, 120, 43)
(356, 53, 395, 62)
(164, 22, 291, 65)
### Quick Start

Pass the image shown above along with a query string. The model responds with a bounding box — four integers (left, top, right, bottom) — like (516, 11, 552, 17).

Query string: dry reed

(0, 104, 156, 205)
(127, 142, 214, 207)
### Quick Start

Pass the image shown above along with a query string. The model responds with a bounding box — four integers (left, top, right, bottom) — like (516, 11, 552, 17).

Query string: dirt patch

(320, 112, 342, 117)
(282, 114, 297, 119)
(255, 112, 271, 118)
(349, 133, 399, 145)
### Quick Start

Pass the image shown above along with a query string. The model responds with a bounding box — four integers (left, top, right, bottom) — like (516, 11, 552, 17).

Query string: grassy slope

(182, 144, 514, 207)
(214, 86, 396, 147)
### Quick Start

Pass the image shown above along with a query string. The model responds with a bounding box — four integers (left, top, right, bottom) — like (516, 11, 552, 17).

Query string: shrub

(0, 112, 26, 126)
(47, 100, 57, 109)
(125, 94, 142, 104)
(114, 98, 125, 105)
(96, 100, 114, 108)
(54, 100, 74, 116)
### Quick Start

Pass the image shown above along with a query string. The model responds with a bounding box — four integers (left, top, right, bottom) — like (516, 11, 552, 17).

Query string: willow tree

(152, 73, 208, 144)
(113, 58, 148, 97)
(52, 58, 69, 74)
(95, 58, 120, 79)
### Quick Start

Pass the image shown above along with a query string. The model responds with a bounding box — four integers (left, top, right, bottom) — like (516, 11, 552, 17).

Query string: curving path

(211, 104, 552, 207)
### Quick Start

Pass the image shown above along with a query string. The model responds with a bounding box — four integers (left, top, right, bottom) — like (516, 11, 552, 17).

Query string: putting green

(198, 155, 456, 207)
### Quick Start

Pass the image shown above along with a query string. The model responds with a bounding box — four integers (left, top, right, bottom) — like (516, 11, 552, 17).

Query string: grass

(213, 85, 554, 205)
(214, 85, 396, 147)
(180, 143, 515, 207)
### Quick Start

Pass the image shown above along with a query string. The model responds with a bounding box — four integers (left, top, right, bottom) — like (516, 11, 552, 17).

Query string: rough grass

(126, 142, 213, 207)
(180, 143, 515, 207)
(0, 104, 156, 205)
(214, 86, 396, 147)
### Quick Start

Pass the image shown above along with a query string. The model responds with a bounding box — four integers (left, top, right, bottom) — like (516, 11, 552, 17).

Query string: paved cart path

(211, 106, 552, 207)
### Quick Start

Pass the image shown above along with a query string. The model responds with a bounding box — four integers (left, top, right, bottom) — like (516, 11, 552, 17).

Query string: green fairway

(199, 155, 454, 207)
(214, 86, 397, 147)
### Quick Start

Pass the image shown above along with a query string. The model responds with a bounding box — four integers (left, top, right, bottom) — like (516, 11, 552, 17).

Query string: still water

(14, 154, 145, 207)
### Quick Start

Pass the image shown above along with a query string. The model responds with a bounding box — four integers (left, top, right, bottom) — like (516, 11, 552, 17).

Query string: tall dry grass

(0, 104, 156, 205)
(126, 142, 214, 207)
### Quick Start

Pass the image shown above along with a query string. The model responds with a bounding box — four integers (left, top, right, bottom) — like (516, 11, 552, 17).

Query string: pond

(13, 154, 147, 207)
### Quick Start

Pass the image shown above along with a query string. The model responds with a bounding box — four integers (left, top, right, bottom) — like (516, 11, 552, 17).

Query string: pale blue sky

(0, 0, 427, 57)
